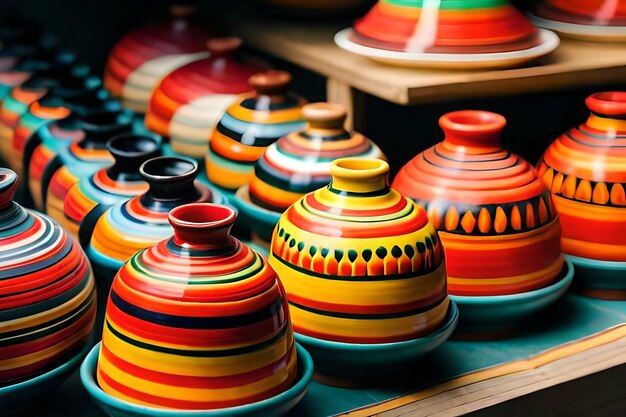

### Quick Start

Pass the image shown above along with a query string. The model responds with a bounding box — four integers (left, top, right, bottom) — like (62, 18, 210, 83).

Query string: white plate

(334, 28, 560, 69)
(531, 14, 626, 42)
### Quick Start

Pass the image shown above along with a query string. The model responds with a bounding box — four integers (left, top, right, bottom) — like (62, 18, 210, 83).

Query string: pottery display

(234, 102, 384, 246)
(206, 70, 306, 194)
(0, 168, 96, 389)
(335, 0, 560, 68)
(533, 0, 626, 41)
(62, 133, 161, 245)
(86, 202, 309, 411)
(86, 156, 225, 287)
(392, 110, 572, 332)
(268, 158, 457, 378)
(145, 37, 267, 159)
(537, 92, 626, 299)
(44, 110, 135, 223)
(103, 3, 211, 113)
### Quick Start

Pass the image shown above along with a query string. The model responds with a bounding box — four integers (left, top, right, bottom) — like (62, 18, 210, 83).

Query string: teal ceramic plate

(0, 346, 89, 416)
(451, 258, 574, 334)
(81, 342, 314, 417)
(233, 185, 280, 243)
(567, 254, 626, 298)
(295, 301, 459, 380)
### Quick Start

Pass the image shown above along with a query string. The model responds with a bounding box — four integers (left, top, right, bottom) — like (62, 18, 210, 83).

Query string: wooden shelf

(226, 11, 626, 128)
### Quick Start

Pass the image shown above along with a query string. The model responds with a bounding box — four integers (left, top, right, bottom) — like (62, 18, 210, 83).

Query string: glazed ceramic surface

(350, 0, 542, 53)
(95, 203, 298, 410)
(104, 4, 211, 113)
(145, 37, 267, 159)
(392, 110, 565, 299)
(0, 169, 96, 387)
(537, 92, 626, 298)
(269, 158, 450, 346)
(0, 62, 100, 172)
(206, 70, 306, 193)
(533, 0, 626, 41)
(86, 156, 223, 286)
(45, 110, 134, 223)
(334, 28, 559, 69)
(82, 342, 313, 417)
(27, 114, 87, 211)
(62, 133, 161, 244)
(235, 102, 384, 244)
(1, 345, 88, 416)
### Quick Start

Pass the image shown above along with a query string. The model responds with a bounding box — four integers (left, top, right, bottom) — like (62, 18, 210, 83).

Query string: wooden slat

(227, 13, 626, 105)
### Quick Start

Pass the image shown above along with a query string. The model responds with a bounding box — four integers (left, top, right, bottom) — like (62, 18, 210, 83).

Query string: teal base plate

(295, 302, 459, 381)
(451, 258, 574, 335)
(568, 254, 626, 297)
(0, 346, 89, 416)
(81, 342, 314, 417)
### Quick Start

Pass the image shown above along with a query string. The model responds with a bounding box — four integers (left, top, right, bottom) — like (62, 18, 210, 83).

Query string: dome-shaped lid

(98, 202, 297, 409)
(392, 110, 556, 235)
(0, 169, 96, 385)
(536, 0, 626, 26)
(539, 92, 626, 203)
(351, 0, 541, 54)
(247, 102, 385, 212)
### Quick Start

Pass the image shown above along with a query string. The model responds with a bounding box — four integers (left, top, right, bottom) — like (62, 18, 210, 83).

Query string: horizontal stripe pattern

(97, 221, 297, 409)
(87, 184, 217, 285)
(538, 93, 626, 266)
(206, 90, 305, 191)
(248, 127, 384, 213)
(269, 159, 449, 343)
(0, 197, 96, 386)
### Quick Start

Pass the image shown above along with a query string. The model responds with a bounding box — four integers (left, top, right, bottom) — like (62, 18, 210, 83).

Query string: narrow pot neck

(439, 110, 506, 154)
(169, 203, 237, 249)
(329, 158, 389, 194)
(140, 156, 200, 210)
(585, 92, 626, 133)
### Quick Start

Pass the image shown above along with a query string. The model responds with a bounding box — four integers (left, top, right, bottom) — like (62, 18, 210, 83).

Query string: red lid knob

(586, 92, 626, 117)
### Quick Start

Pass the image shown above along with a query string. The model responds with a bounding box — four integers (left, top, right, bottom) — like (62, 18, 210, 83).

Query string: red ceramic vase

(393, 110, 566, 297)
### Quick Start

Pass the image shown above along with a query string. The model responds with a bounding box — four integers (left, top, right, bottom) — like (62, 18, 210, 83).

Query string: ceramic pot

(392, 110, 572, 332)
(62, 133, 161, 244)
(205, 70, 306, 195)
(104, 3, 211, 113)
(86, 156, 226, 288)
(533, 0, 626, 41)
(0, 63, 109, 174)
(0, 168, 96, 389)
(26, 114, 87, 211)
(82, 342, 313, 417)
(268, 158, 455, 378)
(44, 110, 135, 223)
(234, 102, 384, 246)
(350, 0, 543, 54)
(0, 53, 77, 162)
(145, 37, 267, 159)
(537, 92, 626, 299)
(89, 202, 304, 410)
